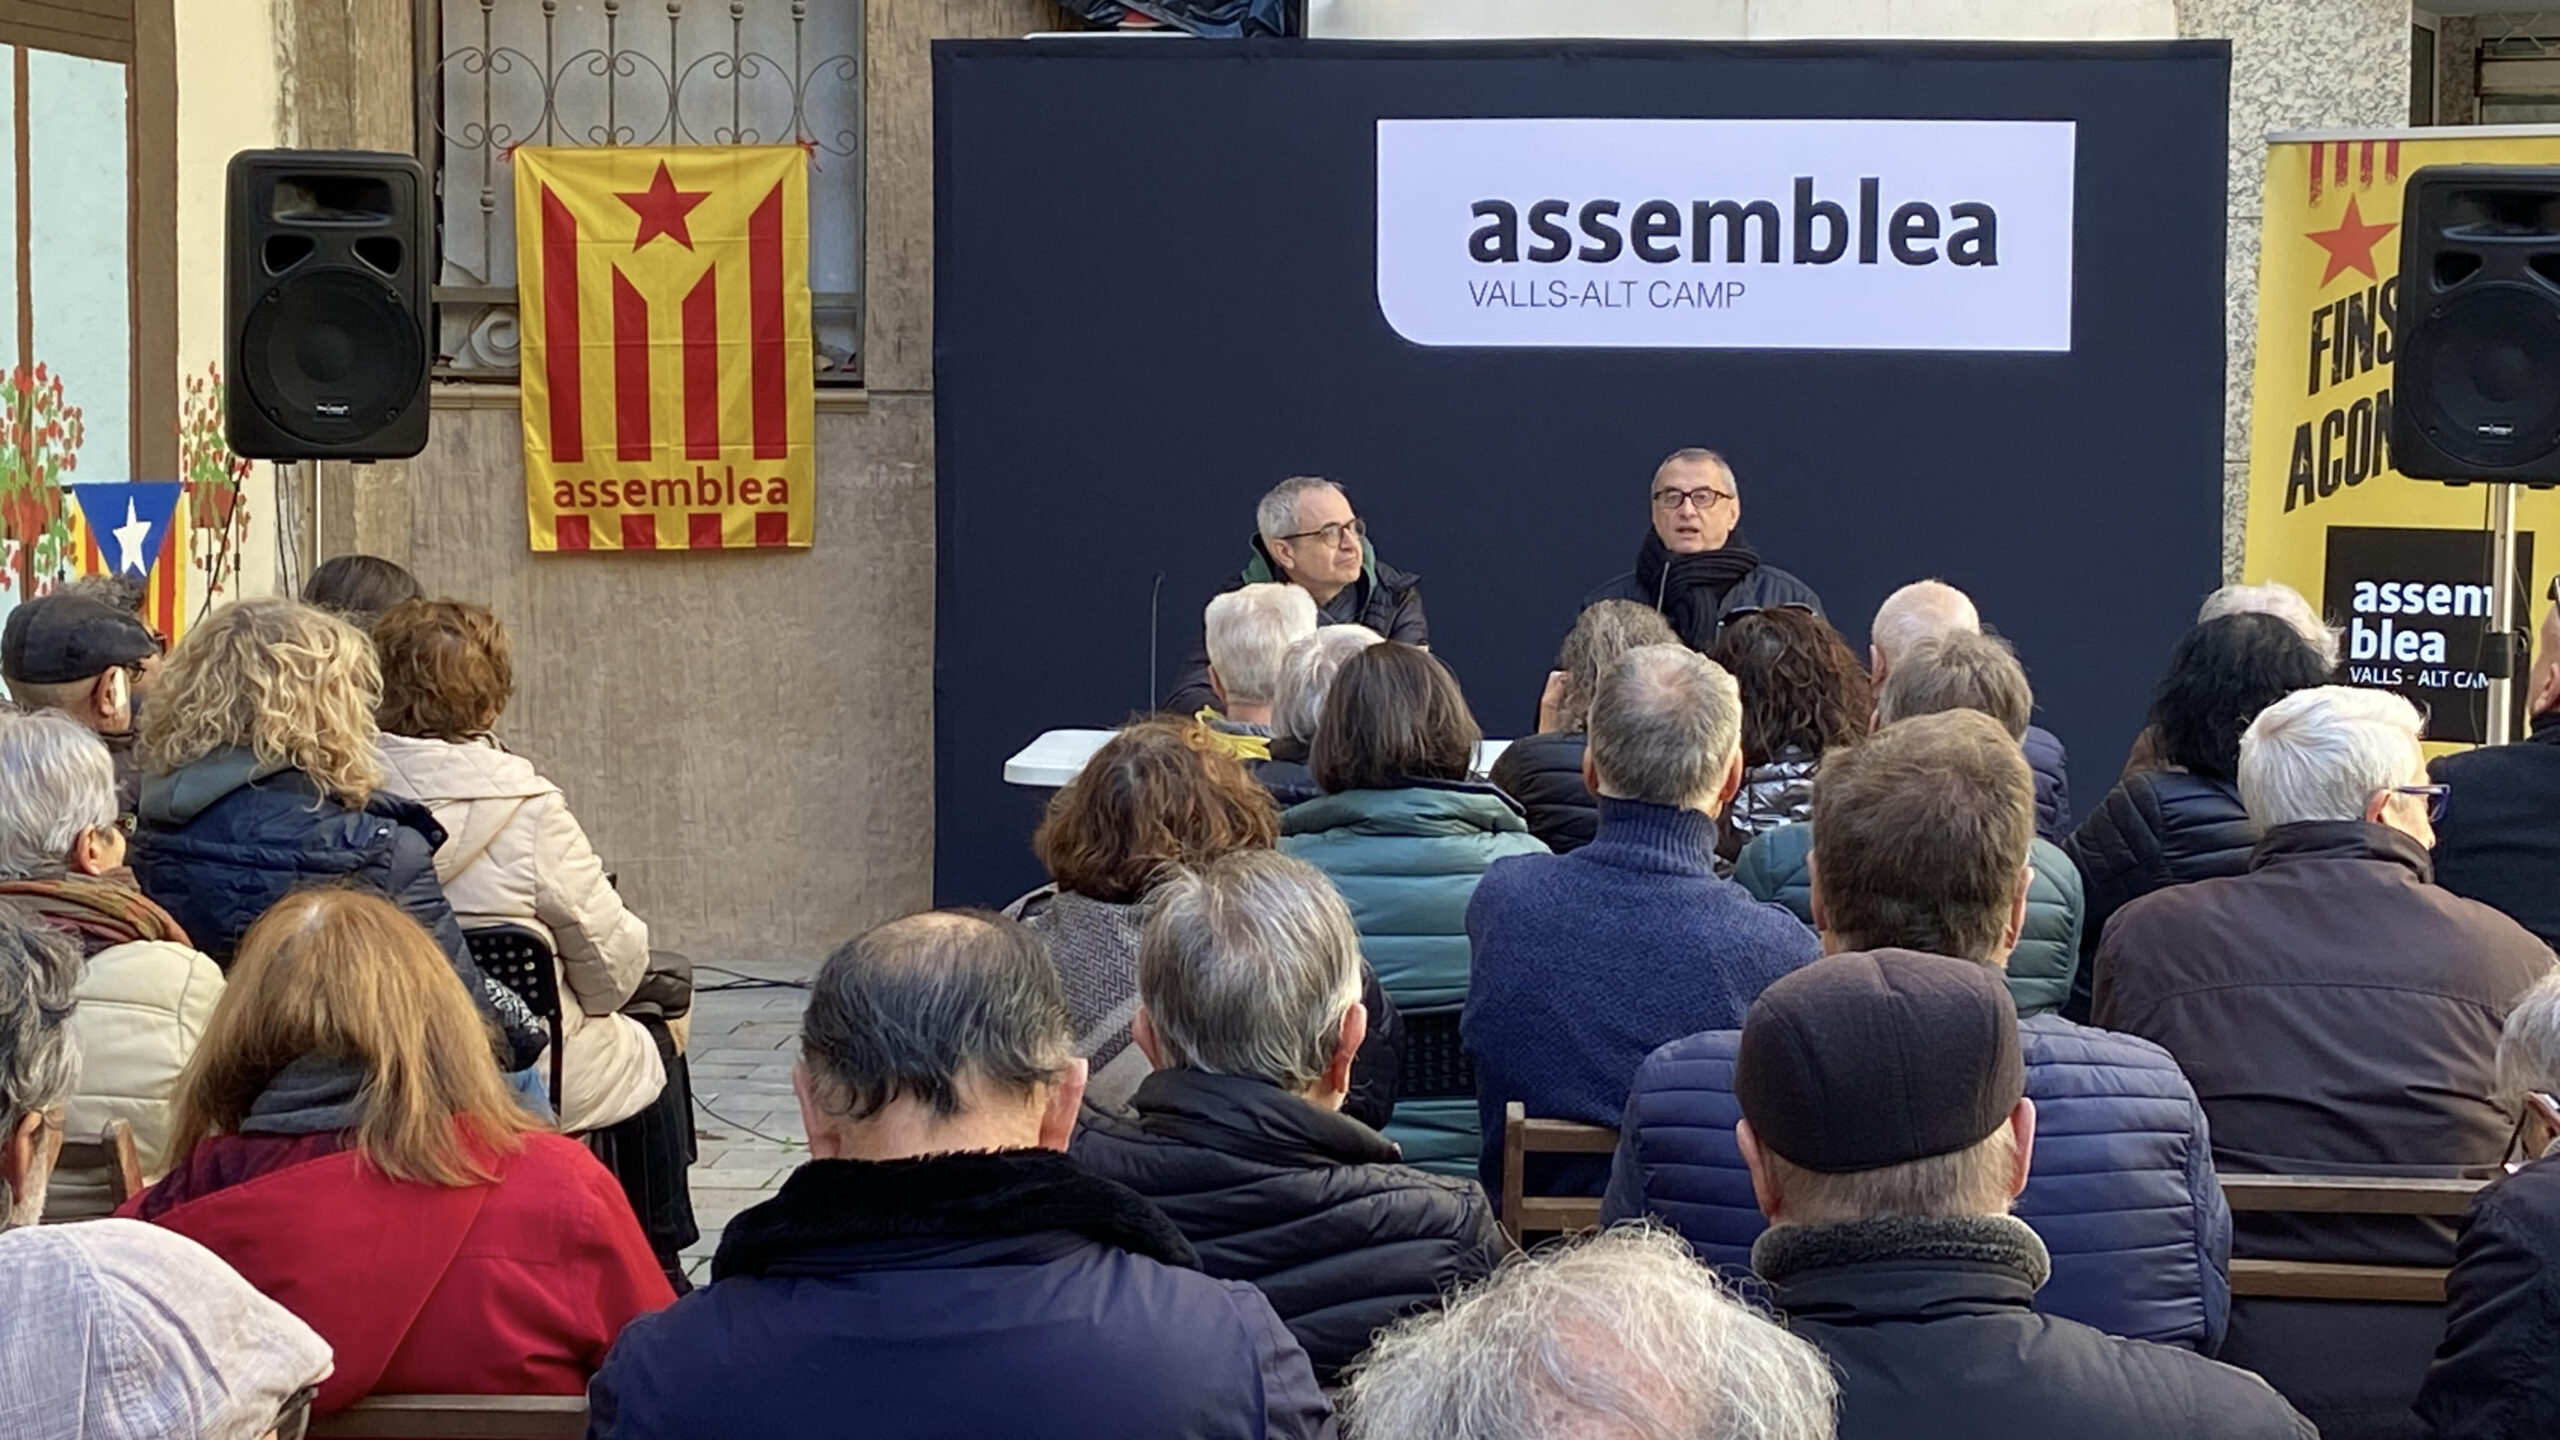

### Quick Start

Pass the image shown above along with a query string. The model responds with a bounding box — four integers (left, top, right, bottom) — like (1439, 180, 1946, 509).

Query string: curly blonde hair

(138, 598, 385, 805)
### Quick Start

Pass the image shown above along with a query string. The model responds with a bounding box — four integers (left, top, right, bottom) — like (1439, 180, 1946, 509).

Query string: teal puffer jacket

(1731, 823, 2084, 1017)
(1281, 783, 1548, 1176)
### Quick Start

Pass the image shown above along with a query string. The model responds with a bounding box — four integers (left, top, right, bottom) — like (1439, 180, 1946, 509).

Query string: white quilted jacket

(44, 938, 224, 1219)
(376, 734, 663, 1132)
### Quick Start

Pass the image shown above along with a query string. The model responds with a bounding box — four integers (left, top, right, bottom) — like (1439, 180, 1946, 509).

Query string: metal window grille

(420, 0, 863, 383)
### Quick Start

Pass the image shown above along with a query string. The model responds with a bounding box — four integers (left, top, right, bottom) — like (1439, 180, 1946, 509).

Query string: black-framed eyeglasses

(1652, 484, 1735, 513)
(1278, 516, 1367, 549)
(2382, 783, 2450, 822)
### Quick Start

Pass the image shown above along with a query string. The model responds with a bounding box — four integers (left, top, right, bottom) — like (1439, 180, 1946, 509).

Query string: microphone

(1148, 570, 1166, 713)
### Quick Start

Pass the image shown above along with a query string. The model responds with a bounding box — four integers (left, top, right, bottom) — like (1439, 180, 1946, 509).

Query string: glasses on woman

(1279, 516, 1368, 549)
(1652, 484, 1734, 513)
(2381, 783, 2450, 823)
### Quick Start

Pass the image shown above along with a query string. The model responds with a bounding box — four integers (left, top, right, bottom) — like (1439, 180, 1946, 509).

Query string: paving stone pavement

(678, 957, 816, 1282)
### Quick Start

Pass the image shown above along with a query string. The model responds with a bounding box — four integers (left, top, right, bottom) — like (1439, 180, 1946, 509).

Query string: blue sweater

(1462, 797, 1818, 1196)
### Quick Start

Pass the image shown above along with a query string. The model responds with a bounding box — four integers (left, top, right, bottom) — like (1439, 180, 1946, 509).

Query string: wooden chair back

(50, 1118, 142, 1212)
(1499, 1101, 1617, 1245)
(2219, 1173, 2489, 1303)
(307, 1395, 587, 1438)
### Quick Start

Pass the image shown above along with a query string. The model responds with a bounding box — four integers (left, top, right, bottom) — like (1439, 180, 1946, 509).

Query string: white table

(1004, 728, 1514, 788)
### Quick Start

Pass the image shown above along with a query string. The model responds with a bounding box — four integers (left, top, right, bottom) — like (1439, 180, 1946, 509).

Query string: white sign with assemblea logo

(1375, 118, 2078, 351)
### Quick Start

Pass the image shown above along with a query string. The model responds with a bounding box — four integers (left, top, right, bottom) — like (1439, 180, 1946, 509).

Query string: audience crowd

(6, 456, 2560, 1440)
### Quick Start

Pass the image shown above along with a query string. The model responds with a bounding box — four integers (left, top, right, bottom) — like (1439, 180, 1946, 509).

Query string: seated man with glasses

(2094, 685, 2555, 1440)
(1585, 448, 1822, 653)
(1163, 476, 1428, 717)
(1, 594, 162, 825)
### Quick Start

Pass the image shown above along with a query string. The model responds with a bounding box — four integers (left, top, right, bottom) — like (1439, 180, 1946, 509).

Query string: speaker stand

(2484, 481, 2525, 749)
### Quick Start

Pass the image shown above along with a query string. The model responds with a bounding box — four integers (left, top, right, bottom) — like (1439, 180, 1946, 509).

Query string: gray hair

(1256, 476, 1343, 546)
(2202, 582, 2340, 670)
(1652, 447, 1738, 492)
(2498, 970, 2560, 1107)
(1869, 580, 1980, 669)
(1272, 624, 1385, 745)
(0, 711, 118, 880)
(1138, 851, 1363, 1092)
(1341, 1225, 1838, 1440)
(1586, 644, 1742, 808)
(0, 905, 81, 1221)
(2239, 685, 2426, 827)
(1554, 601, 1679, 732)
(1204, 584, 1319, 706)
(1758, 1124, 2021, 1227)
(1878, 631, 2034, 741)
(801, 910, 1072, 1121)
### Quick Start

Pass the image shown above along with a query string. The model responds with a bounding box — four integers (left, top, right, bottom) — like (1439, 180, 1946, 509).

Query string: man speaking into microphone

(1588, 448, 1823, 651)
(1163, 476, 1428, 716)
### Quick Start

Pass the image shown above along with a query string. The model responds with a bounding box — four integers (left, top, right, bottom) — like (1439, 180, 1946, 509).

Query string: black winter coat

(132, 751, 544, 1069)
(2022, 723, 2073, 841)
(1761, 1214, 2313, 1440)
(2417, 1152, 2560, 1440)
(2429, 713, 2560, 955)
(1163, 539, 1427, 716)
(1253, 737, 1323, 811)
(1073, 1069, 1507, 1383)
(2060, 769, 2260, 1021)
(1584, 560, 1823, 652)
(1486, 731, 1596, 854)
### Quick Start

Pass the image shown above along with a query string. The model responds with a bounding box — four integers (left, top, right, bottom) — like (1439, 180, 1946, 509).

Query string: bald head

(2533, 602, 2560, 721)
(1870, 581, 1981, 683)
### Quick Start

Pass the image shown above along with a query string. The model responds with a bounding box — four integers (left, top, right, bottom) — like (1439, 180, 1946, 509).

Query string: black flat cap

(1734, 948, 2024, 1175)
(2, 595, 159, 685)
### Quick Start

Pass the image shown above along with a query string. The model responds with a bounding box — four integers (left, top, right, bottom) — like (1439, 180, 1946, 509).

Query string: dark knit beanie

(1733, 948, 2023, 1174)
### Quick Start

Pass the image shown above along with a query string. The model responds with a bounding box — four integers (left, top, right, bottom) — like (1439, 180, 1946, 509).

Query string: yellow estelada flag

(514, 146, 814, 553)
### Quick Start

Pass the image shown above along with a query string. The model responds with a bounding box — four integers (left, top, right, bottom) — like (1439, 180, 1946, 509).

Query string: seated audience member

(129, 599, 542, 1072)
(1869, 579, 2071, 838)
(0, 712, 222, 1220)
(587, 910, 1332, 1440)
(1585, 447, 1824, 651)
(1073, 851, 1506, 1382)
(1258, 624, 1383, 808)
(1736, 631, 2084, 1016)
(300, 552, 423, 627)
(1339, 1226, 1837, 1440)
(1164, 476, 1426, 715)
(2095, 686, 2554, 1439)
(2120, 582, 2341, 778)
(0, 920, 334, 1440)
(1706, 607, 1871, 861)
(2417, 969, 2560, 1440)
(1734, 950, 2311, 1439)
(1488, 600, 1679, 854)
(371, 601, 664, 1134)
(1196, 582, 1319, 761)
(2, 594, 160, 820)
(1609, 712, 2231, 1352)
(2428, 600, 2560, 953)
(1466, 644, 1815, 1198)
(126, 890, 671, 1415)
(1283, 643, 1545, 1177)
(2062, 612, 2329, 1019)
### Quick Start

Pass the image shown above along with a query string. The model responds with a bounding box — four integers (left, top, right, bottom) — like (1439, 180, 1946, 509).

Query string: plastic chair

(465, 925, 563, 1108)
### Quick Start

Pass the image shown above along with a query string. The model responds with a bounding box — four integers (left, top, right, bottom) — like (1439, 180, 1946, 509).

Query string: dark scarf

(241, 1052, 373, 1136)
(0, 871, 192, 957)
(1752, 1212, 2053, 1290)
(713, 1148, 1198, 1282)
(1634, 527, 1763, 650)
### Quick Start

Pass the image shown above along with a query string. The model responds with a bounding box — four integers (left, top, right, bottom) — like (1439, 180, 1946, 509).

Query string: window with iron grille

(420, 0, 863, 383)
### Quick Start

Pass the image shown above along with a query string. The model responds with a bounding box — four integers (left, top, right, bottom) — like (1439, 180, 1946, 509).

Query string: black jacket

(1163, 539, 1427, 716)
(131, 749, 544, 1069)
(2022, 723, 2072, 842)
(2417, 1153, 2560, 1440)
(1584, 560, 1823, 652)
(1486, 731, 1596, 854)
(2429, 712, 2560, 955)
(591, 1150, 1335, 1440)
(1760, 1214, 2313, 1440)
(1072, 1069, 1507, 1382)
(1254, 737, 1323, 811)
(2060, 769, 2260, 1021)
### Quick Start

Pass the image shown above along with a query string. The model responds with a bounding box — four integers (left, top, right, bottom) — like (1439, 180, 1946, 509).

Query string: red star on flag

(615, 161, 712, 251)
(2305, 195, 2397, 287)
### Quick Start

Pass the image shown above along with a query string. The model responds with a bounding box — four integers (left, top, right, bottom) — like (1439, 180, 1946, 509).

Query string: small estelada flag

(514, 146, 814, 553)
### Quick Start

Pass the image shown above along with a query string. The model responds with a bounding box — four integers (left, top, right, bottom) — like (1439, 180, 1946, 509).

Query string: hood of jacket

(139, 747, 290, 828)
(375, 734, 560, 877)
(1280, 780, 1530, 840)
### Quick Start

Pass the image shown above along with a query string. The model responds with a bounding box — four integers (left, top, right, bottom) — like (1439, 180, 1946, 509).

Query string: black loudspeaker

(224, 150, 432, 461)
(2393, 165, 2560, 487)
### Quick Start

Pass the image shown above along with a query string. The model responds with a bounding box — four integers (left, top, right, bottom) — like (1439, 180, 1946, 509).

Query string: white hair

(1341, 1225, 1838, 1440)
(2238, 685, 2426, 827)
(1204, 584, 1318, 706)
(1271, 624, 1385, 744)
(2498, 971, 2560, 1107)
(1256, 476, 1342, 546)
(1869, 580, 1980, 668)
(1139, 851, 1363, 1093)
(2202, 582, 2340, 670)
(0, 710, 117, 879)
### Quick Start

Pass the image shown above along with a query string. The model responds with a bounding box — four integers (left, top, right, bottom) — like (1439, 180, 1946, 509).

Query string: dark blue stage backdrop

(932, 39, 2230, 908)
